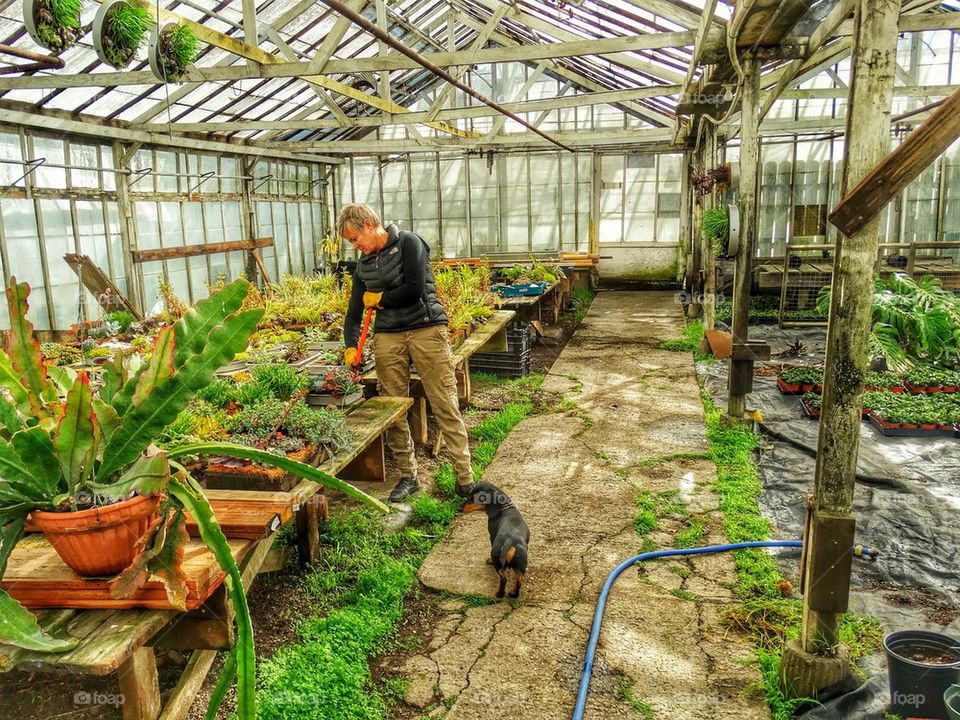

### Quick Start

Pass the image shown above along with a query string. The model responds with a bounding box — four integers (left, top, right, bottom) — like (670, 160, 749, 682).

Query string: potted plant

(799, 391, 821, 418)
(884, 630, 960, 719)
(93, 0, 151, 68)
(865, 370, 904, 393)
(24, 0, 82, 52)
(0, 277, 387, 720)
(205, 395, 351, 490)
(308, 366, 364, 408)
(946, 684, 960, 720)
(148, 21, 198, 82)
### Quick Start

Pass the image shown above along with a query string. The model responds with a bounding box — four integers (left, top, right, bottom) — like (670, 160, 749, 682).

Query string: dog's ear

(462, 502, 485, 513)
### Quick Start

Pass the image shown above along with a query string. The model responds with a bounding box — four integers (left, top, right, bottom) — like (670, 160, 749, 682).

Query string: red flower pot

(30, 494, 161, 577)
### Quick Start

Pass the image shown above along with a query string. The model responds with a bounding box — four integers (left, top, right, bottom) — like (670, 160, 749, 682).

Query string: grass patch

(674, 518, 706, 549)
(660, 319, 714, 362)
(255, 378, 541, 719)
(700, 391, 883, 718)
(617, 681, 655, 719)
(671, 588, 700, 603)
(633, 489, 686, 538)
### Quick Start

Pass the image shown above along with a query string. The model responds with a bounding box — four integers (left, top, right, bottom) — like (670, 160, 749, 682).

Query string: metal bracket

(189, 170, 216, 194)
(253, 174, 273, 193)
(128, 166, 153, 187)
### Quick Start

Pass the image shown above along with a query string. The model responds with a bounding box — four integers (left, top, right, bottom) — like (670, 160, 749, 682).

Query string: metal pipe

(0, 44, 64, 67)
(316, 0, 575, 153)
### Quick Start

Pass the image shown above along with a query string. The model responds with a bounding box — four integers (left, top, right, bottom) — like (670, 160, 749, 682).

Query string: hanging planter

(148, 21, 198, 82)
(93, 0, 151, 69)
(23, 0, 83, 53)
(701, 204, 739, 258)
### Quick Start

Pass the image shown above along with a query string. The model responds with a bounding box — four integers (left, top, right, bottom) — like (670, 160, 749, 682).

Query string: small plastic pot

(945, 684, 960, 720)
(884, 630, 960, 720)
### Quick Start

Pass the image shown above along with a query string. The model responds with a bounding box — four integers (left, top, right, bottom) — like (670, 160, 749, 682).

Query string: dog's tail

(500, 545, 517, 567)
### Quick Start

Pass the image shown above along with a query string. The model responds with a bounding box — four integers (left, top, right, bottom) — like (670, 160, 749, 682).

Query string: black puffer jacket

(344, 224, 447, 347)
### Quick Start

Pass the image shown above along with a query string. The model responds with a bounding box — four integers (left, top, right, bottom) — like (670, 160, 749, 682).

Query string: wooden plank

(25, 496, 295, 540)
(829, 88, 960, 237)
(452, 310, 515, 364)
(290, 396, 413, 502)
(410, 396, 429, 446)
(63, 253, 141, 319)
(2, 609, 174, 676)
(157, 649, 217, 720)
(131, 237, 274, 263)
(1, 536, 252, 611)
(118, 647, 160, 720)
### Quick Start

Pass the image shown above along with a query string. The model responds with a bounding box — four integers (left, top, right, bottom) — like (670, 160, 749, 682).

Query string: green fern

(701, 206, 729, 256)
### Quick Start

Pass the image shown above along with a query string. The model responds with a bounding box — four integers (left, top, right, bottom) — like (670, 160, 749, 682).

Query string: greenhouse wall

(0, 128, 330, 332)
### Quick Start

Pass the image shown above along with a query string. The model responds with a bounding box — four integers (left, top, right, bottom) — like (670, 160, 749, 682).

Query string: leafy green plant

(818, 274, 960, 370)
(701, 206, 729, 257)
(105, 309, 137, 334)
(433, 263, 496, 334)
(32, 0, 82, 51)
(778, 367, 823, 387)
(0, 278, 388, 720)
(101, 2, 151, 68)
(252, 362, 310, 400)
(317, 366, 362, 398)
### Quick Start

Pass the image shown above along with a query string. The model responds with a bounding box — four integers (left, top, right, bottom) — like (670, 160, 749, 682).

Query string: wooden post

(240, 157, 259, 284)
(112, 142, 143, 315)
(684, 148, 701, 317)
(727, 55, 761, 420)
(118, 647, 161, 720)
(703, 126, 718, 331)
(781, 0, 901, 699)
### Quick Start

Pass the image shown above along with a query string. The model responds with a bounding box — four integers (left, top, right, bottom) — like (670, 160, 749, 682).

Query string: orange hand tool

(354, 307, 374, 366)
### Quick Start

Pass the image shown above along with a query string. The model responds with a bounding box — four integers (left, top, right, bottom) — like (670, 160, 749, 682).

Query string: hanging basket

(23, 0, 82, 53)
(93, 0, 149, 69)
(148, 21, 197, 83)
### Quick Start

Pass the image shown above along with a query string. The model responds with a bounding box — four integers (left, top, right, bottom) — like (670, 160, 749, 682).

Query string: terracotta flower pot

(30, 494, 161, 577)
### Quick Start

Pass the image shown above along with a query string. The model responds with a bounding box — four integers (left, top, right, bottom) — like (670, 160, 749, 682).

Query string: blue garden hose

(572, 539, 880, 719)
(572, 540, 803, 720)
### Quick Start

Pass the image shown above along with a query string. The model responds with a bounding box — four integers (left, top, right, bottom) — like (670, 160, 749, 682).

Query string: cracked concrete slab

(412, 291, 767, 719)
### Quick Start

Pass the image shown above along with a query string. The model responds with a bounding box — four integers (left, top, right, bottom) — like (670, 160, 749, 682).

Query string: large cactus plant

(0, 277, 387, 719)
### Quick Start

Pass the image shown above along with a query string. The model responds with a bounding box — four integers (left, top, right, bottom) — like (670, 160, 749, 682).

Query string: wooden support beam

(783, 0, 901, 697)
(829, 88, 960, 237)
(136, 85, 683, 133)
(130, 237, 274, 263)
(727, 54, 761, 422)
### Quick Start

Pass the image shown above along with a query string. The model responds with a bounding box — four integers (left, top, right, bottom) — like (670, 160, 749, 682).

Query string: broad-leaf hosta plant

(0, 277, 387, 720)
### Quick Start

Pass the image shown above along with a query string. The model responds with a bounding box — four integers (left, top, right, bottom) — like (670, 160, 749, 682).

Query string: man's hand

(344, 347, 359, 367)
(362, 291, 383, 309)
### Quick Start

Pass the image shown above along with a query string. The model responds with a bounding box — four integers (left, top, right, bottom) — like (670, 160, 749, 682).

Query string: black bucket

(884, 630, 960, 719)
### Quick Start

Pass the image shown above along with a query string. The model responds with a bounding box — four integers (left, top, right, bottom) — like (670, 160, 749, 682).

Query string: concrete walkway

(410, 291, 768, 720)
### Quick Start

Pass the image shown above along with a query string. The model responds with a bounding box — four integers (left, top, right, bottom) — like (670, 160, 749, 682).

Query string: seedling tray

(865, 413, 957, 438)
(903, 381, 959, 394)
(800, 398, 821, 418)
(306, 391, 364, 409)
(205, 445, 324, 491)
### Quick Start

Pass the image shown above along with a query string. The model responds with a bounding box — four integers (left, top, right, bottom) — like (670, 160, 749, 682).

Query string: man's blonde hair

(336, 203, 382, 236)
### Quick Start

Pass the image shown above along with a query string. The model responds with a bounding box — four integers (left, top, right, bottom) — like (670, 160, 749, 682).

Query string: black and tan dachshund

(462, 482, 529, 599)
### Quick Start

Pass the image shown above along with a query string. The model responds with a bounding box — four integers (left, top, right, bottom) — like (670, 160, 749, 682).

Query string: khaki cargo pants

(373, 324, 473, 488)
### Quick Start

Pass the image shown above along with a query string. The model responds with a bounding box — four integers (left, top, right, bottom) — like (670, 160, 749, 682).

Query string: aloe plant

(0, 277, 388, 720)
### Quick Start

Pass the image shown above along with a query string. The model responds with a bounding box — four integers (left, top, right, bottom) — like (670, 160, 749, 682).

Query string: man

(339, 203, 474, 502)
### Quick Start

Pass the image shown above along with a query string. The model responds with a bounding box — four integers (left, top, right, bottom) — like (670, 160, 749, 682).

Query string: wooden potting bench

(0, 395, 412, 720)
(359, 310, 515, 444)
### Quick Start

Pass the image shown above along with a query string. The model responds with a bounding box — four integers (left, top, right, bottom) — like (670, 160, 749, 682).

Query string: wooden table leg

(409, 396, 428, 446)
(157, 649, 217, 720)
(456, 359, 472, 405)
(296, 496, 321, 565)
(118, 647, 161, 720)
(340, 435, 386, 483)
